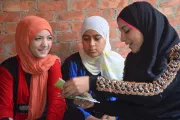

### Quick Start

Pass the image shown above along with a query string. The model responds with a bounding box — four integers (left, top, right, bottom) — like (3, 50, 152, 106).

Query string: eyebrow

(82, 35, 89, 37)
(83, 34, 101, 37)
(36, 35, 52, 37)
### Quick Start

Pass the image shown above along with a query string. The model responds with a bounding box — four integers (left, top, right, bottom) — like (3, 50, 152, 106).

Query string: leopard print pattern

(96, 43, 180, 96)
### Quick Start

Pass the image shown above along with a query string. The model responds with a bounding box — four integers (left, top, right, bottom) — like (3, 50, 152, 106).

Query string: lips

(38, 49, 48, 53)
(129, 43, 133, 49)
(125, 40, 132, 45)
(89, 48, 96, 51)
(125, 42, 133, 49)
(38, 49, 47, 51)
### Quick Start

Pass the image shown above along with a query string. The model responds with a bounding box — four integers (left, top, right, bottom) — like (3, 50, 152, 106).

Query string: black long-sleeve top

(89, 43, 180, 120)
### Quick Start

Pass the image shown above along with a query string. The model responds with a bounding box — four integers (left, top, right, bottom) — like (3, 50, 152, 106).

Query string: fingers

(105, 115, 116, 120)
(63, 90, 76, 98)
(63, 80, 74, 89)
(83, 102, 94, 109)
(74, 99, 94, 109)
(63, 80, 77, 97)
(63, 84, 76, 98)
(101, 114, 108, 119)
(74, 99, 84, 107)
(79, 103, 85, 108)
(62, 76, 90, 98)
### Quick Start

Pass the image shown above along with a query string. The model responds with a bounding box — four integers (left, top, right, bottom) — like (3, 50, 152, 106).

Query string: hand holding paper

(55, 78, 100, 103)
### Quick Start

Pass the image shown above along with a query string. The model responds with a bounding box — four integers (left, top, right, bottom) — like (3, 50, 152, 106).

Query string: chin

(88, 54, 99, 58)
(37, 54, 48, 58)
(131, 51, 136, 53)
(132, 49, 139, 53)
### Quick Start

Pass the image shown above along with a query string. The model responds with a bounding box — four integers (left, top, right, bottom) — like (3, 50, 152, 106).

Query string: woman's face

(117, 19, 144, 53)
(82, 30, 106, 57)
(29, 30, 53, 58)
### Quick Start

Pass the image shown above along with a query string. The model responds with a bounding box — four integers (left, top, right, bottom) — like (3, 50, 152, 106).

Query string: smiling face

(29, 30, 53, 58)
(117, 19, 144, 53)
(82, 29, 106, 57)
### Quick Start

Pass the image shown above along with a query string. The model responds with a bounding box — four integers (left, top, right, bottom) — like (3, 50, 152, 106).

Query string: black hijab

(118, 2, 179, 82)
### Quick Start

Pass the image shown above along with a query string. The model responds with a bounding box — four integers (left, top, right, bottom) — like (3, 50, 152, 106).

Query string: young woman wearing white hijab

(62, 16, 124, 120)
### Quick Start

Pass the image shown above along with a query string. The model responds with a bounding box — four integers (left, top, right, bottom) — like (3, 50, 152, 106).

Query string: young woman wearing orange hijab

(0, 16, 67, 120)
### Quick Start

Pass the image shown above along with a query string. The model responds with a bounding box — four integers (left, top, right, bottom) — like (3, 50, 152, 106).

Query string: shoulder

(63, 52, 81, 64)
(1, 56, 18, 70)
(0, 56, 18, 79)
(49, 59, 61, 71)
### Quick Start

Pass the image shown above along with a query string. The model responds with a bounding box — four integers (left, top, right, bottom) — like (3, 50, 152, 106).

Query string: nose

(89, 39, 95, 46)
(41, 38, 48, 47)
(120, 32, 126, 42)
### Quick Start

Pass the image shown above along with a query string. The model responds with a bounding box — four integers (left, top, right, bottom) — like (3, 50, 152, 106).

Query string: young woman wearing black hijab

(62, 2, 180, 120)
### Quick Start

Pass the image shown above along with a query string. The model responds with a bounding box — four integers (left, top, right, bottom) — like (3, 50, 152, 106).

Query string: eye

(34, 37, 42, 41)
(123, 27, 130, 33)
(124, 29, 130, 33)
(47, 36, 53, 41)
(83, 36, 90, 41)
(94, 35, 102, 41)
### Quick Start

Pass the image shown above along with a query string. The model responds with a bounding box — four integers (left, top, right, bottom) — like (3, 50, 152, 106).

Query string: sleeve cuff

(0, 118, 13, 120)
(77, 107, 91, 119)
(89, 76, 97, 91)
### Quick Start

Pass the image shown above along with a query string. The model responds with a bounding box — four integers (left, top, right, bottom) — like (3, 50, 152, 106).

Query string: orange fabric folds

(15, 16, 59, 120)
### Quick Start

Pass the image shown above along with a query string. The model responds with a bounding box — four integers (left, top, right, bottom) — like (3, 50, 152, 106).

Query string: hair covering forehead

(81, 16, 111, 50)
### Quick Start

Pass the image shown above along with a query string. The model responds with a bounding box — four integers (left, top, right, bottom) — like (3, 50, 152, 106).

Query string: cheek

(130, 31, 141, 43)
(120, 32, 126, 40)
(97, 41, 106, 51)
(82, 41, 86, 48)
(136, 32, 143, 46)
(48, 41, 53, 48)
(29, 46, 33, 53)
(102, 41, 106, 50)
(29, 42, 36, 50)
(81, 42, 88, 52)
(82, 41, 89, 49)
(29, 44, 36, 56)
(29, 41, 41, 48)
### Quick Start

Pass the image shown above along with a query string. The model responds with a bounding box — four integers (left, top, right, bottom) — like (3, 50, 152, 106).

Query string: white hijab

(79, 16, 124, 80)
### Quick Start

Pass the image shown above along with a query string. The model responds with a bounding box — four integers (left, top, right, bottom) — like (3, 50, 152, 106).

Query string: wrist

(89, 76, 97, 90)
(86, 115, 99, 120)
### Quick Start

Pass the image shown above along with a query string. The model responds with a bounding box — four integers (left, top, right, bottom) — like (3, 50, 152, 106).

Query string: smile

(38, 49, 48, 53)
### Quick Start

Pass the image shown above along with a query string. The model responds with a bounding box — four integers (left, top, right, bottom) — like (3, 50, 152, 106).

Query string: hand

(101, 115, 116, 120)
(63, 76, 90, 98)
(74, 98, 94, 109)
(86, 115, 100, 120)
(74, 92, 94, 109)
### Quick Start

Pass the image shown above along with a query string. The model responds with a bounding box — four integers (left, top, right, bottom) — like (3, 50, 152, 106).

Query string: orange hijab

(15, 16, 59, 120)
